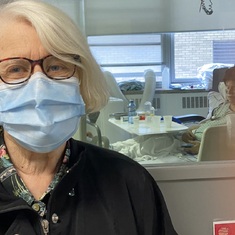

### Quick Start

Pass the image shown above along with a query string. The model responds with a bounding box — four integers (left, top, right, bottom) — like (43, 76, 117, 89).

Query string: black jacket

(0, 139, 178, 235)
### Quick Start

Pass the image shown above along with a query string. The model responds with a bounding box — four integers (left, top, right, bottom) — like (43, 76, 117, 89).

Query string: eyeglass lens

(0, 56, 75, 84)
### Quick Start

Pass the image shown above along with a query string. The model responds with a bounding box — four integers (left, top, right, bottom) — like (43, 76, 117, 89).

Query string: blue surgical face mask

(0, 72, 85, 153)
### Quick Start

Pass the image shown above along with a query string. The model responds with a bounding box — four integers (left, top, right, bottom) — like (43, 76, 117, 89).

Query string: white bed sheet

(138, 153, 198, 166)
(111, 133, 198, 165)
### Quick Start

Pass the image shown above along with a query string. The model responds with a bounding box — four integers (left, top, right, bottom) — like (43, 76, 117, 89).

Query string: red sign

(214, 221, 235, 235)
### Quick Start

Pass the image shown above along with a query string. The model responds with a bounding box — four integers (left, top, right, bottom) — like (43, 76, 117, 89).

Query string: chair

(173, 114, 205, 125)
(174, 67, 230, 125)
(211, 67, 229, 92)
(86, 112, 110, 148)
(136, 69, 156, 112)
(103, 69, 156, 112)
(103, 71, 129, 111)
(73, 112, 110, 148)
(197, 125, 235, 161)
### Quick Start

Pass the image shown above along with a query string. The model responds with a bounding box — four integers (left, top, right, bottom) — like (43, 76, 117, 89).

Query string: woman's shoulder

(70, 138, 150, 179)
(69, 139, 178, 235)
(210, 101, 229, 116)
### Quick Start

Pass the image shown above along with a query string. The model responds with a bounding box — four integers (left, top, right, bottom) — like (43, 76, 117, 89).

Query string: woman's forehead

(0, 19, 48, 60)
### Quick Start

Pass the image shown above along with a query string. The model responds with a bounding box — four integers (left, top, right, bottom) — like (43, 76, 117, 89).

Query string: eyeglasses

(0, 55, 78, 84)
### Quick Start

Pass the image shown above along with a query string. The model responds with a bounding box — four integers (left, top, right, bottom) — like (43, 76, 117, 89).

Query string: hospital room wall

(147, 163, 235, 235)
(125, 92, 209, 117)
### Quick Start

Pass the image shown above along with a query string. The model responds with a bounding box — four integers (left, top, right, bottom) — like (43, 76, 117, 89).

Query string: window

(171, 30, 235, 85)
(213, 40, 235, 64)
(88, 30, 235, 88)
(87, 34, 163, 83)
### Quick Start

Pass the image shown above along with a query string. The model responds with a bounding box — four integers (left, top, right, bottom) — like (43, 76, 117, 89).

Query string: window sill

(123, 88, 207, 95)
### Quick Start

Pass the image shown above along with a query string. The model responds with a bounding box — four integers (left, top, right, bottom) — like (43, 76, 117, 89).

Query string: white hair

(0, 0, 109, 112)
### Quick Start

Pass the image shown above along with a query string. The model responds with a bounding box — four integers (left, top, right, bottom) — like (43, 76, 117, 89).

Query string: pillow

(206, 82, 226, 118)
(218, 82, 227, 100)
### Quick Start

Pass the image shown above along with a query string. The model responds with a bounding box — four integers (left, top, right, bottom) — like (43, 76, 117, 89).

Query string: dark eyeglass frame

(0, 54, 78, 85)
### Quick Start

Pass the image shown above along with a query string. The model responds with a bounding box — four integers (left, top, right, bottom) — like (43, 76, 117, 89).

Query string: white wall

(126, 92, 209, 117)
(43, 0, 85, 32)
(147, 162, 235, 235)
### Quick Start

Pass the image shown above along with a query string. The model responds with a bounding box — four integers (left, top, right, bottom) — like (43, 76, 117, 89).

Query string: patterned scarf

(0, 134, 70, 217)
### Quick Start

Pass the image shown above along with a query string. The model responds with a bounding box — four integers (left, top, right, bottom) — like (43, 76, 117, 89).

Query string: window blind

(213, 40, 235, 64)
(84, 0, 235, 36)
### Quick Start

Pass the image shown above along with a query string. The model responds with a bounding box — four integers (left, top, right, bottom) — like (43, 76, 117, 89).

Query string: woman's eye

(49, 65, 61, 71)
(9, 66, 24, 73)
(7, 65, 29, 76)
(47, 64, 67, 73)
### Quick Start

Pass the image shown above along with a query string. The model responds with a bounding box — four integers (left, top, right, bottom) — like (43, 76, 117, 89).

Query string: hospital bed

(108, 66, 233, 164)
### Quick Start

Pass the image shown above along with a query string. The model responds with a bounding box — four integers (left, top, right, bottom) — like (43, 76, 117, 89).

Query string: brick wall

(174, 30, 235, 79)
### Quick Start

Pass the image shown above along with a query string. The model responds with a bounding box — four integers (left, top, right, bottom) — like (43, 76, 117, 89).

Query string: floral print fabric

(0, 139, 70, 217)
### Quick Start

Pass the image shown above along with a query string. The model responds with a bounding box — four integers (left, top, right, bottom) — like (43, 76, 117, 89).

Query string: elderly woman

(0, 0, 177, 234)
(182, 66, 235, 154)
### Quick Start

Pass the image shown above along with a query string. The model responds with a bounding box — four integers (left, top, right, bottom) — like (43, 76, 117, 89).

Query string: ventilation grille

(133, 97, 160, 109)
(182, 96, 208, 109)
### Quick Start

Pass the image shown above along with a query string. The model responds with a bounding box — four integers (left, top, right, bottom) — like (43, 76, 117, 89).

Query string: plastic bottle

(144, 101, 152, 116)
(150, 106, 155, 116)
(128, 100, 137, 124)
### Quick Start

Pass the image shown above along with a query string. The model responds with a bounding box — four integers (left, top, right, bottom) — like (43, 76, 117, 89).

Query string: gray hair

(0, 0, 109, 113)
